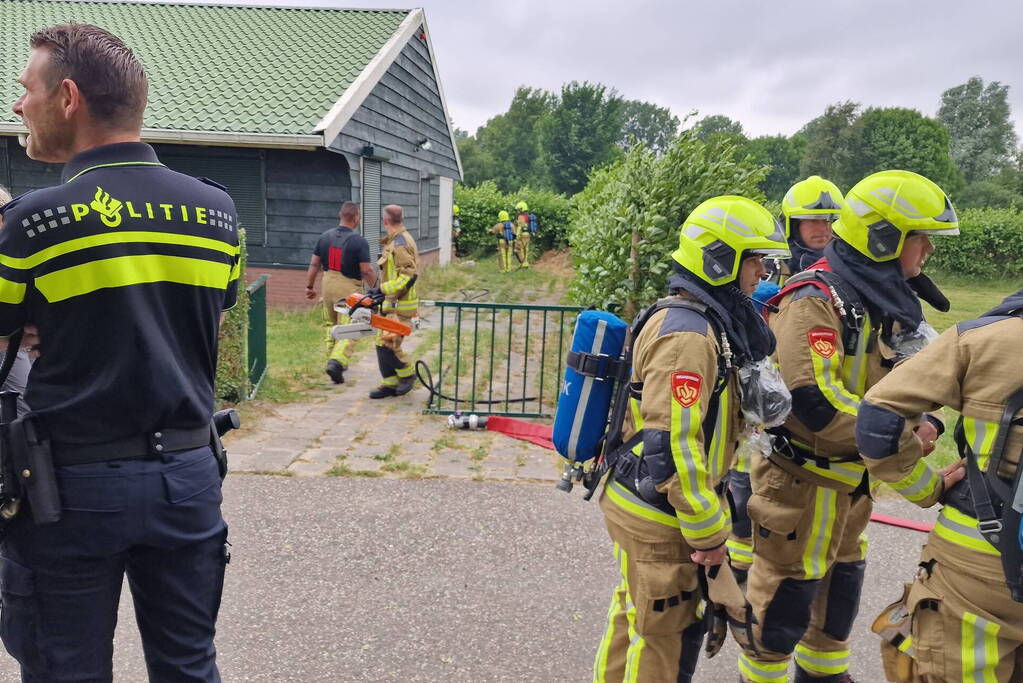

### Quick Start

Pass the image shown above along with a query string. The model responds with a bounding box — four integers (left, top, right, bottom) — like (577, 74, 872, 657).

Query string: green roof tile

(0, 1, 410, 135)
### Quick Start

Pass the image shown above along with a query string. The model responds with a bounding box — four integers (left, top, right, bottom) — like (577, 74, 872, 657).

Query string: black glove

(365, 286, 384, 304)
(907, 273, 950, 312)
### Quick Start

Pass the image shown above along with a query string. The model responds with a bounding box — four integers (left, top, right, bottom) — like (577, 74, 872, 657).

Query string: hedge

(215, 230, 250, 402)
(453, 181, 572, 256)
(929, 207, 1023, 279)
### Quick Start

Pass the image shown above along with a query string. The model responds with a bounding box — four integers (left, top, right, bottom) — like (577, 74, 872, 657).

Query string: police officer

(514, 200, 532, 268)
(0, 185, 33, 417)
(594, 196, 790, 683)
(490, 209, 515, 273)
(729, 176, 845, 584)
(370, 204, 419, 399)
(739, 171, 959, 683)
(0, 24, 239, 681)
(305, 201, 376, 384)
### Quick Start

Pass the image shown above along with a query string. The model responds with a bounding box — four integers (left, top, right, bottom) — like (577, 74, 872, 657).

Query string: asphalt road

(0, 477, 937, 682)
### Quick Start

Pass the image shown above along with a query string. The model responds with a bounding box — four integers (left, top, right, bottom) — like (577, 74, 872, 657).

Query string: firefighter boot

(369, 385, 397, 399)
(326, 359, 345, 384)
(394, 375, 415, 396)
(794, 666, 857, 683)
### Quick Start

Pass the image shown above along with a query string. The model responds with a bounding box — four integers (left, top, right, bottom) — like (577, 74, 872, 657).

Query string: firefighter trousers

(321, 271, 363, 366)
(497, 240, 514, 272)
(375, 313, 414, 387)
(593, 476, 708, 683)
(880, 537, 1023, 682)
(514, 232, 531, 267)
(740, 459, 870, 682)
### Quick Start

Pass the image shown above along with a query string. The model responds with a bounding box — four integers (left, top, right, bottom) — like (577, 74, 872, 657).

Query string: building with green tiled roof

(0, 1, 462, 301)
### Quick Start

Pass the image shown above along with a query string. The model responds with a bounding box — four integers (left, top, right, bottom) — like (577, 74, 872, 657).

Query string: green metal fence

(246, 274, 269, 398)
(422, 300, 584, 418)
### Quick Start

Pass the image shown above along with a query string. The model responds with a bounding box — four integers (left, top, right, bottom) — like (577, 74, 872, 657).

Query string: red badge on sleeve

(671, 371, 703, 408)
(807, 328, 838, 358)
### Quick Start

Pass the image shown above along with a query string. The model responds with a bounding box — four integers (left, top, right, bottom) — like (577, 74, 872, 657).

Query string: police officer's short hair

(30, 23, 148, 130)
(339, 201, 360, 222)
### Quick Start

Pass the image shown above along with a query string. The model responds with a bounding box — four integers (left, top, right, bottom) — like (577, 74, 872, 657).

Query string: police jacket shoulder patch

(196, 176, 227, 192)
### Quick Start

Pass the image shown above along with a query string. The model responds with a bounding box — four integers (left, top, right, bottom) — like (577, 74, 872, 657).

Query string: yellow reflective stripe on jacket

(841, 310, 872, 397)
(0, 231, 237, 271)
(961, 611, 1000, 683)
(810, 349, 860, 417)
(708, 386, 729, 481)
(669, 398, 726, 540)
(726, 537, 753, 565)
(604, 477, 679, 528)
(963, 416, 999, 473)
(734, 445, 751, 473)
(739, 652, 788, 683)
(629, 398, 643, 456)
(34, 254, 232, 303)
(0, 277, 26, 304)
(787, 447, 865, 488)
(934, 506, 999, 556)
(794, 644, 851, 676)
(381, 273, 411, 296)
(802, 487, 837, 579)
(889, 459, 941, 503)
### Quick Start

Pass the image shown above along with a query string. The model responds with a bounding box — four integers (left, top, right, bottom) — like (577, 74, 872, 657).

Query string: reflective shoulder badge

(808, 328, 837, 358)
(672, 371, 702, 407)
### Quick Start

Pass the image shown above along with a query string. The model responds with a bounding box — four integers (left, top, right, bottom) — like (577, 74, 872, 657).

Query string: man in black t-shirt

(305, 201, 376, 383)
(0, 24, 240, 681)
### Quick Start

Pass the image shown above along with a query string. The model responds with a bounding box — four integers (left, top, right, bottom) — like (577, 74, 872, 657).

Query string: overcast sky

(161, 0, 1023, 139)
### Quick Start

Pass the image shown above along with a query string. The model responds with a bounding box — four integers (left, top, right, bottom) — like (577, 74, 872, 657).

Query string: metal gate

(422, 300, 583, 418)
(246, 274, 269, 398)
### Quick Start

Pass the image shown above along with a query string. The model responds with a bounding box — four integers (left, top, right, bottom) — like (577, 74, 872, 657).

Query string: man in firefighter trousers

(858, 286, 1023, 682)
(370, 204, 419, 399)
(594, 196, 791, 682)
(739, 170, 960, 683)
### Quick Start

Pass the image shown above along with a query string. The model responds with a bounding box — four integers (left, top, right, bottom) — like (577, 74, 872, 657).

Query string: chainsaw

(330, 282, 415, 341)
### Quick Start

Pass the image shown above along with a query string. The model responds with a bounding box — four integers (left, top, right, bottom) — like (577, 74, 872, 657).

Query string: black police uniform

(0, 142, 240, 682)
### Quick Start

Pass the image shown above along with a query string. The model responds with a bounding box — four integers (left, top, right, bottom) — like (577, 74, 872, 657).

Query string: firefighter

(594, 196, 790, 683)
(858, 288, 1023, 682)
(370, 204, 419, 399)
(490, 209, 515, 272)
(514, 200, 532, 268)
(729, 177, 845, 582)
(305, 201, 376, 384)
(765, 175, 844, 285)
(739, 170, 960, 683)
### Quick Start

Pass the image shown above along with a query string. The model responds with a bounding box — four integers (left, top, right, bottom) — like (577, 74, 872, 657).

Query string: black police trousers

(0, 446, 228, 682)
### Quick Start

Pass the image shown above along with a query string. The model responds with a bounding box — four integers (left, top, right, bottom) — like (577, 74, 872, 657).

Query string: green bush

(929, 207, 1023, 279)
(454, 181, 572, 256)
(569, 131, 768, 315)
(216, 231, 250, 402)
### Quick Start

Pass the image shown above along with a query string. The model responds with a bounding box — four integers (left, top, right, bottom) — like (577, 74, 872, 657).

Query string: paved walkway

(224, 330, 564, 483)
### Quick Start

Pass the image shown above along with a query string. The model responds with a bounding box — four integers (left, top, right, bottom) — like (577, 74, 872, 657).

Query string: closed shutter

(362, 159, 382, 259)
(159, 149, 266, 247)
(418, 177, 430, 240)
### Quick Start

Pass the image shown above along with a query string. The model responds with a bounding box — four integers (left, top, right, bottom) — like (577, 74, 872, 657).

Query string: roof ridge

(33, 0, 414, 13)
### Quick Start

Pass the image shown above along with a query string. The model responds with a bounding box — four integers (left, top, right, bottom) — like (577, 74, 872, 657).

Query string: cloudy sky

(175, 0, 1023, 138)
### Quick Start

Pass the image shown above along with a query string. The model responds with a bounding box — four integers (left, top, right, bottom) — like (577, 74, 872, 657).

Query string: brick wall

(248, 248, 440, 308)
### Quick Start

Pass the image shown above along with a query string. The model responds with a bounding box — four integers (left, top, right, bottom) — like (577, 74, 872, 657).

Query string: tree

(570, 130, 767, 312)
(798, 101, 860, 186)
(691, 114, 745, 141)
(743, 134, 807, 200)
(619, 100, 680, 154)
(540, 81, 625, 195)
(469, 86, 555, 192)
(938, 77, 1019, 183)
(844, 107, 961, 193)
